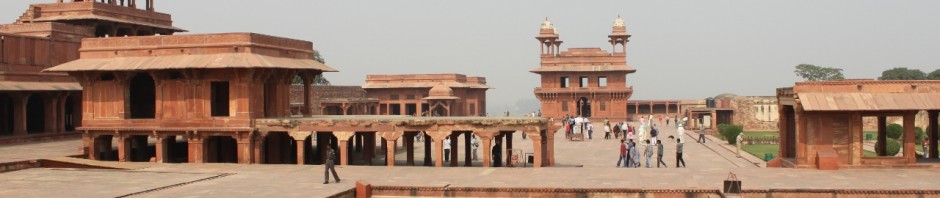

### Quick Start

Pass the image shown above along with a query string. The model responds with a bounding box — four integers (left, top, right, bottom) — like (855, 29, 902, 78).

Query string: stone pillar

(117, 134, 129, 162)
(464, 132, 472, 167)
(481, 135, 493, 167)
(11, 94, 27, 135)
(302, 74, 313, 117)
(333, 131, 355, 167)
(530, 133, 543, 168)
(424, 133, 432, 166)
(506, 132, 513, 165)
(188, 134, 205, 163)
(406, 133, 415, 166)
(56, 94, 68, 133)
(380, 138, 393, 166)
(547, 129, 556, 166)
(154, 135, 166, 163)
(435, 137, 447, 167)
(88, 134, 100, 160)
(931, 111, 940, 159)
(877, 116, 887, 156)
(903, 113, 916, 163)
(43, 94, 59, 133)
(288, 131, 310, 165)
(235, 132, 253, 164)
(449, 134, 459, 167)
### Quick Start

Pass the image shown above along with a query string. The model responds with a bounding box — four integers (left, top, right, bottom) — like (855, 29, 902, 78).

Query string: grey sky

(5, 1, 939, 113)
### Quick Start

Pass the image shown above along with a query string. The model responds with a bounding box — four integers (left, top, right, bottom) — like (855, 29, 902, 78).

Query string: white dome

(613, 16, 625, 27)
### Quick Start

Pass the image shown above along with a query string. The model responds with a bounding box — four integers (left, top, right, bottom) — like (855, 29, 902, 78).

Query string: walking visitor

(656, 140, 667, 168)
(676, 138, 686, 167)
(323, 146, 340, 184)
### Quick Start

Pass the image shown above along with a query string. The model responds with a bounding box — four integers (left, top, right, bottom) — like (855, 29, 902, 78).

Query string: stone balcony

(533, 86, 633, 94)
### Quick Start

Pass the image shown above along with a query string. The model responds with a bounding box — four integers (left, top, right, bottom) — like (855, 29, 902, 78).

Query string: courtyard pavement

(0, 122, 939, 197)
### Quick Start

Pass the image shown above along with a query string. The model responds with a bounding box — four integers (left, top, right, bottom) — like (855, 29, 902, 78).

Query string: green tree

(794, 64, 844, 81)
(927, 69, 940, 80)
(879, 67, 926, 80)
(292, 50, 331, 85)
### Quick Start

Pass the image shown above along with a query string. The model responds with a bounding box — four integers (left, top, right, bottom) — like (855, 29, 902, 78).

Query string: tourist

(650, 124, 659, 146)
(644, 139, 653, 168)
(471, 134, 479, 161)
(604, 118, 610, 127)
(656, 140, 667, 168)
(666, 116, 670, 126)
(736, 133, 745, 158)
(323, 146, 340, 184)
(676, 138, 686, 167)
(625, 139, 634, 168)
(492, 140, 502, 167)
(612, 123, 620, 139)
(604, 123, 611, 140)
(444, 136, 451, 162)
(587, 122, 594, 139)
(923, 136, 929, 158)
(630, 139, 640, 167)
(674, 117, 678, 128)
(617, 140, 627, 167)
(697, 127, 707, 143)
(627, 125, 635, 141)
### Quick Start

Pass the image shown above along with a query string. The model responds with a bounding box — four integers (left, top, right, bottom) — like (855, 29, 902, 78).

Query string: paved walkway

(0, 139, 81, 163)
(0, 123, 939, 197)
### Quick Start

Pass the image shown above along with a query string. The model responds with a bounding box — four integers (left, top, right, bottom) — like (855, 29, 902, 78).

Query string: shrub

(720, 124, 744, 145)
(717, 124, 731, 134)
(915, 127, 926, 144)
(886, 138, 901, 156)
(886, 123, 903, 139)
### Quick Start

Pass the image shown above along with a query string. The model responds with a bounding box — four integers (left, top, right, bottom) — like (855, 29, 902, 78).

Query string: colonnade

(85, 128, 556, 168)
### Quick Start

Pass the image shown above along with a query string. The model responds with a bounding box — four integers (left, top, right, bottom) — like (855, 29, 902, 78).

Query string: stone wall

(729, 96, 779, 131)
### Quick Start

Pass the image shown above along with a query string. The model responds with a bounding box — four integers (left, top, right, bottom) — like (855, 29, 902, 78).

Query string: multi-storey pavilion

(0, 0, 182, 139)
(45, 33, 336, 163)
(363, 74, 489, 116)
(532, 17, 636, 122)
(775, 80, 940, 169)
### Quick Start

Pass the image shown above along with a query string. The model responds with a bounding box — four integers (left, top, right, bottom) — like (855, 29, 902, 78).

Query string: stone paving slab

(1, 122, 939, 197)
(0, 139, 82, 163)
(0, 168, 219, 198)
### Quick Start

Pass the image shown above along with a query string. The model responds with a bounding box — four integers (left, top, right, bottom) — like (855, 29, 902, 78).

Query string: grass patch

(863, 150, 878, 157)
(741, 144, 778, 161)
(711, 131, 779, 141)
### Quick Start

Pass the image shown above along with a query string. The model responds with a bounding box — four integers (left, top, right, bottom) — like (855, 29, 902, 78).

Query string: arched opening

(93, 135, 117, 161)
(0, 94, 13, 135)
(64, 95, 76, 131)
(163, 135, 189, 163)
(323, 106, 342, 115)
(205, 136, 238, 163)
(128, 73, 156, 119)
(26, 94, 45, 133)
(263, 132, 297, 164)
(94, 25, 112, 37)
(126, 135, 154, 162)
(577, 97, 592, 118)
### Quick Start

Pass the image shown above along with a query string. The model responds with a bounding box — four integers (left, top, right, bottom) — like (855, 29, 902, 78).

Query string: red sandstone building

(532, 17, 636, 122)
(774, 80, 940, 169)
(1, 0, 181, 139)
(362, 74, 489, 116)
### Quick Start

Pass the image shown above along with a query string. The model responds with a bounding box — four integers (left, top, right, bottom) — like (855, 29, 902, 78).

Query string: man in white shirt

(471, 134, 479, 161)
(444, 136, 451, 162)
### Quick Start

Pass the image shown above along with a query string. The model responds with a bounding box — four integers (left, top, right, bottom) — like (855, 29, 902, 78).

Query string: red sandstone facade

(533, 17, 636, 122)
(0, 0, 181, 138)
(774, 80, 940, 169)
(363, 74, 489, 116)
(46, 33, 336, 163)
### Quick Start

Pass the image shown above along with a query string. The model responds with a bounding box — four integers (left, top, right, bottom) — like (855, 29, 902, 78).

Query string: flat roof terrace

(255, 115, 556, 168)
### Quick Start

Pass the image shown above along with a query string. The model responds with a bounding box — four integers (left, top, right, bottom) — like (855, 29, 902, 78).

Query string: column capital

(288, 131, 312, 141)
(380, 131, 403, 141)
(472, 131, 499, 140)
(427, 130, 452, 142)
(333, 131, 356, 141)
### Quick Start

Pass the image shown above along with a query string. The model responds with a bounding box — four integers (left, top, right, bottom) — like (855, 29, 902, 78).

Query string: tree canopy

(793, 64, 844, 81)
(879, 67, 926, 80)
(927, 69, 940, 80)
(292, 50, 331, 85)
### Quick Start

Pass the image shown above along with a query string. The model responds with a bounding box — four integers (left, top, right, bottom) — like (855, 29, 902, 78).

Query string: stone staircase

(14, 5, 39, 24)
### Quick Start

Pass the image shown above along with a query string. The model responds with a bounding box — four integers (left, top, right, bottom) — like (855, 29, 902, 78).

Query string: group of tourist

(613, 115, 687, 168)
(563, 115, 593, 139)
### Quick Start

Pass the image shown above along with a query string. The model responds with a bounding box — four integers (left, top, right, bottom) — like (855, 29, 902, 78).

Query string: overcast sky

(5, 1, 939, 111)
